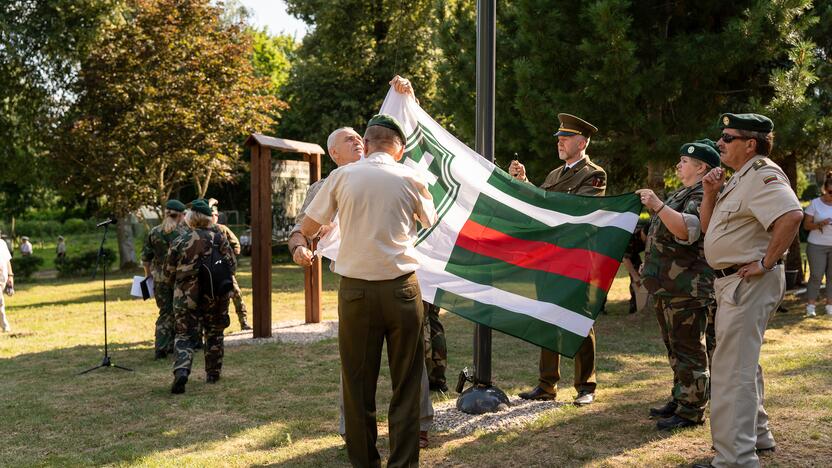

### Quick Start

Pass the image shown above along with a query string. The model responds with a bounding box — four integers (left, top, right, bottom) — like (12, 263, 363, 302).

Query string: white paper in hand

(130, 276, 154, 300)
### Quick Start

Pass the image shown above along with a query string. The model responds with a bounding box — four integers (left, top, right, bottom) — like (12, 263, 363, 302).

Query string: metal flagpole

(456, 0, 509, 414)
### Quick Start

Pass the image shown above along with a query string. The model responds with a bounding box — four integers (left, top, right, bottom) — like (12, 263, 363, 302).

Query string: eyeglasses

(720, 133, 750, 143)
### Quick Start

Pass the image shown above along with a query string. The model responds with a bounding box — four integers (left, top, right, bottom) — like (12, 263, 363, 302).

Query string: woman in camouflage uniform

(635, 139, 719, 430)
(163, 199, 235, 394)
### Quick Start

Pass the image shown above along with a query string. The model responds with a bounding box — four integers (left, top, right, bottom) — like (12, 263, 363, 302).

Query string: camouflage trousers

(173, 297, 230, 377)
(423, 301, 447, 386)
(655, 295, 716, 422)
(154, 282, 175, 353)
(231, 275, 248, 326)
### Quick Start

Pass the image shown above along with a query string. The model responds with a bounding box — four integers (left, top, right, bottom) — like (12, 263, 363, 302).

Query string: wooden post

(251, 144, 273, 337)
(304, 152, 322, 323)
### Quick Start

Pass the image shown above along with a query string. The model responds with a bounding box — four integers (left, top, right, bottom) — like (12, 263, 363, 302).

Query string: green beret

(719, 113, 774, 133)
(554, 113, 598, 138)
(367, 114, 407, 144)
(680, 139, 720, 168)
(165, 199, 186, 212)
(189, 199, 212, 216)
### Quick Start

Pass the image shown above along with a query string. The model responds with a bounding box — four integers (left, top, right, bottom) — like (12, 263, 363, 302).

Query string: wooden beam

(251, 144, 272, 337)
(304, 152, 322, 324)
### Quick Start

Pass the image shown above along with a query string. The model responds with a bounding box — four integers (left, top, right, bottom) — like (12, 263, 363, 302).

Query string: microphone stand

(79, 220, 132, 374)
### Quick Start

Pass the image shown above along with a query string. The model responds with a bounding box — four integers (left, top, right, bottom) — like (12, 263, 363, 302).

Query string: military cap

(367, 114, 407, 144)
(680, 139, 720, 168)
(189, 199, 212, 216)
(57, 235, 64, 240)
(21, 236, 29, 241)
(719, 113, 774, 133)
(165, 199, 186, 212)
(554, 113, 598, 138)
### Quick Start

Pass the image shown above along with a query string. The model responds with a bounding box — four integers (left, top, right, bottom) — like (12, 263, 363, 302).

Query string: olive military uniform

(535, 155, 606, 396)
(163, 226, 236, 380)
(704, 155, 801, 467)
(422, 301, 447, 390)
(141, 223, 188, 354)
(642, 181, 716, 423)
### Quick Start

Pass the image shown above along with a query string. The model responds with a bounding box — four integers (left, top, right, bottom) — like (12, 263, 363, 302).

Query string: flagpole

(457, 0, 509, 415)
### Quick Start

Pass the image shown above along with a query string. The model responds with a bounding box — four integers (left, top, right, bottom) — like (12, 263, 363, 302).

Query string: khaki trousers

(339, 273, 424, 468)
(710, 267, 782, 468)
(538, 327, 596, 394)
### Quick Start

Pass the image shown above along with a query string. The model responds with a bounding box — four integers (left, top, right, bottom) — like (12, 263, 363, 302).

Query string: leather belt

(714, 259, 782, 278)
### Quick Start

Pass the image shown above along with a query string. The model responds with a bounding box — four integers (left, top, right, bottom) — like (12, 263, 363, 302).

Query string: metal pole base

(79, 355, 133, 375)
(456, 383, 510, 415)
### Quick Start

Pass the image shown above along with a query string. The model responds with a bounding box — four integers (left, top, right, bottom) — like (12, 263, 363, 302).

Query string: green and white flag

(325, 87, 641, 358)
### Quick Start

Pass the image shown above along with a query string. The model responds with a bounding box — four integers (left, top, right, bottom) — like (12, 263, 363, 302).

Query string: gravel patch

(431, 397, 565, 436)
(224, 319, 338, 346)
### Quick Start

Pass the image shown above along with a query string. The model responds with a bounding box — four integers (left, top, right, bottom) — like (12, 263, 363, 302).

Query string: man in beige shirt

(301, 114, 436, 467)
(696, 113, 802, 468)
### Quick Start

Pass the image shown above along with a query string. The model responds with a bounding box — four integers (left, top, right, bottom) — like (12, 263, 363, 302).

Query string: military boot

(171, 369, 189, 394)
(206, 373, 220, 384)
(240, 318, 252, 331)
(649, 400, 678, 418)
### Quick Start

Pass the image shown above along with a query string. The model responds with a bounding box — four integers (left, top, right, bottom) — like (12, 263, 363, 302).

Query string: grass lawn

(1, 260, 830, 466)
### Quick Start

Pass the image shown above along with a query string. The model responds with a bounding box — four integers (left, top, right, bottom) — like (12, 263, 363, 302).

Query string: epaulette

(752, 159, 768, 170)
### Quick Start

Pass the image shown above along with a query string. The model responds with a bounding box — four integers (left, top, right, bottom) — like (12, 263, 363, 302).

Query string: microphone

(96, 218, 116, 227)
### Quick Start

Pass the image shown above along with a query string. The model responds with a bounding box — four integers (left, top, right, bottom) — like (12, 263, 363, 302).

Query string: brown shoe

(518, 386, 556, 401)
(419, 431, 429, 449)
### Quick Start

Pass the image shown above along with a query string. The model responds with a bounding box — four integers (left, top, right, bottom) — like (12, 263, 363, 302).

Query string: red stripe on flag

(455, 219, 620, 291)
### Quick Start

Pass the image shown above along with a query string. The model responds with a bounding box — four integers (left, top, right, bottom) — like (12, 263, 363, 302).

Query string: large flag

(322, 88, 641, 357)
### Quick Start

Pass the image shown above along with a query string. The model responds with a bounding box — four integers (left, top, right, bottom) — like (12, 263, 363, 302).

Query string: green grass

(1, 262, 830, 466)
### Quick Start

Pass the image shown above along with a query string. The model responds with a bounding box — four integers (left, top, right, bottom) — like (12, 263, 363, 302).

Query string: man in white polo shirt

(301, 114, 436, 467)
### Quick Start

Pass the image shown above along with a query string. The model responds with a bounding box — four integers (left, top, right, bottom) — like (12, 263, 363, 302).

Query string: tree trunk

(776, 152, 804, 286)
(646, 159, 666, 194)
(116, 215, 138, 270)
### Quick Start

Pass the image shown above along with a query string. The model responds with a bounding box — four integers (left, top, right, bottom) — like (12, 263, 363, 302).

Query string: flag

(322, 88, 641, 357)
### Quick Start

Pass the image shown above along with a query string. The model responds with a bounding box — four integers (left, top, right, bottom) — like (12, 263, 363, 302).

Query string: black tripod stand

(79, 220, 132, 374)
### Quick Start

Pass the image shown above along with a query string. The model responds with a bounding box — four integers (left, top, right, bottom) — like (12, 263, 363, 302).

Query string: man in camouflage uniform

(510, 113, 606, 406)
(636, 139, 719, 430)
(209, 199, 251, 330)
(141, 199, 188, 359)
(164, 199, 236, 394)
(423, 301, 448, 392)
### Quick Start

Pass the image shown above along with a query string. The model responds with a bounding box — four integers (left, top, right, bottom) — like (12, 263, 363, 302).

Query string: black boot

(656, 414, 702, 430)
(206, 373, 220, 384)
(171, 369, 189, 394)
(649, 400, 678, 418)
(154, 349, 167, 360)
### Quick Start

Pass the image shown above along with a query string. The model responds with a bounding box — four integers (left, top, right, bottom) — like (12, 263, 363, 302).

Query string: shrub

(56, 248, 116, 277)
(63, 218, 94, 234)
(11, 255, 44, 280)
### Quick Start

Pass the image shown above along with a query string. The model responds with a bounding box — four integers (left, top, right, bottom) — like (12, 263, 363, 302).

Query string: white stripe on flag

(416, 255, 595, 337)
(481, 182, 640, 231)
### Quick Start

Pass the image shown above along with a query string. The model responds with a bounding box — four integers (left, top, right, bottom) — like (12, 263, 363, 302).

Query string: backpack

(197, 232, 234, 300)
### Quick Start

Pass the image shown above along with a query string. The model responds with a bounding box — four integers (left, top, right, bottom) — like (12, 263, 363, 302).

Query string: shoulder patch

(763, 175, 780, 185)
(752, 159, 768, 170)
(591, 175, 605, 188)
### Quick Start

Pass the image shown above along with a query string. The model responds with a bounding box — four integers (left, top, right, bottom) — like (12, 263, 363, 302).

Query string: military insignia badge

(763, 175, 779, 185)
(752, 159, 768, 170)
(591, 176, 604, 188)
(723, 116, 730, 126)
(687, 146, 695, 154)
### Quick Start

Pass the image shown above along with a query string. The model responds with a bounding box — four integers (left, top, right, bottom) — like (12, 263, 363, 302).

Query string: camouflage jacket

(162, 226, 236, 305)
(216, 223, 241, 256)
(141, 224, 188, 280)
(641, 182, 715, 298)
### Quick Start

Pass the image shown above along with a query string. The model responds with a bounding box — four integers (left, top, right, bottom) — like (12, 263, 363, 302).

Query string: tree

(280, 0, 439, 168)
(51, 0, 280, 267)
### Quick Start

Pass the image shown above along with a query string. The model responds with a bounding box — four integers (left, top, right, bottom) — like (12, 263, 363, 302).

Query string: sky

(239, 0, 308, 39)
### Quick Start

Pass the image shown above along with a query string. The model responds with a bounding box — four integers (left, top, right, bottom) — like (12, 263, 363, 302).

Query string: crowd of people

(121, 75, 805, 468)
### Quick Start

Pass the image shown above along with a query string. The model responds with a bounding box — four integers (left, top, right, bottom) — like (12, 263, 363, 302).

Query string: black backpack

(198, 232, 234, 300)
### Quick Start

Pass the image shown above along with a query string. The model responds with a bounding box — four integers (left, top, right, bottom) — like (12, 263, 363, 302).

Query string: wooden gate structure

(245, 133, 324, 338)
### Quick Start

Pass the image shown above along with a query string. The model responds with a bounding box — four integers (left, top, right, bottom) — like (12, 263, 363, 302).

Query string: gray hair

(185, 210, 212, 229)
(736, 128, 774, 156)
(327, 127, 357, 153)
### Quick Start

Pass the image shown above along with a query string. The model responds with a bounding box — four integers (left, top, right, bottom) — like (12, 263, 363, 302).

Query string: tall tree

(280, 0, 438, 165)
(52, 0, 279, 267)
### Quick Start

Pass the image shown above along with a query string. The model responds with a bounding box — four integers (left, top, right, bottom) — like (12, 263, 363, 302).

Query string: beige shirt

(305, 152, 437, 281)
(704, 156, 801, 270)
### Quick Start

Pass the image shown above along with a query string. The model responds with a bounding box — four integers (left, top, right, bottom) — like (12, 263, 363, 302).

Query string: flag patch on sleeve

(763, 175, 779, 185)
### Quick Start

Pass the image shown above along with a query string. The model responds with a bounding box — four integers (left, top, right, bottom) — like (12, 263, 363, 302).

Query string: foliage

(250, 29, 297, 96)
(10, 255, 44, 280)
(279, 0, 439, 168)
(55, 248, 116, 277)
(50, 0, 281, 216)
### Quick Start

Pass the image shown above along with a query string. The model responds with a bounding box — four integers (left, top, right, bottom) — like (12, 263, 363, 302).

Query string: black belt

(714, 259, 782, 278)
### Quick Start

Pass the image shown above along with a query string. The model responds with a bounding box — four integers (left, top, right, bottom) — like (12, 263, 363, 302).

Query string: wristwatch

(759, 259, 775, 272)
